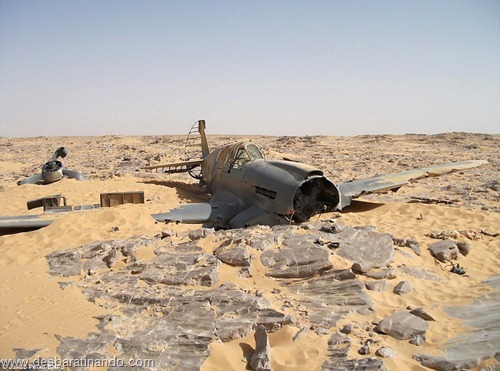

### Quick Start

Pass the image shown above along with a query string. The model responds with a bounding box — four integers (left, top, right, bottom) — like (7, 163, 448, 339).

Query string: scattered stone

(250, 325, 272, 371)
(322, 333, 384, 370)
(365, 280, 390, 292)
(376, 311, 429, 340)
(351, 262, 372, 274)
(406, 239, 421, 256)
(375, 346, 397, 358)
(392, 237, 406, 247)
(358, 344, 371, 355)
(214, 243, 252, 267)
(292, 326, 309, 341)
(365, 268, 397, 280)
(456, 241, 471, 256)
(340, 324, 353, 335)
(393, 280, 412, 295)
(188, 228, 213, 241)
(410, 308, 436, 321)
(428, 240, 459, 262)
(410, 334, 426, 346)
(160, 229, 174, 238)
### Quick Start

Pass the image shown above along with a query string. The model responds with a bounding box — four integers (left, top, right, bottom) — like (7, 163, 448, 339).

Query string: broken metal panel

(27, 195, 67, 210)
(100, 191, 145, 207)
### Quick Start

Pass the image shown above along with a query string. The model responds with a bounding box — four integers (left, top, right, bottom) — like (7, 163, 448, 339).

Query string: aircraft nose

(292, 177, 340, 222)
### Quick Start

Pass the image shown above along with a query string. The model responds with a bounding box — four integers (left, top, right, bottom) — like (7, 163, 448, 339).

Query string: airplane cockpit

(232, 143, 264, 169)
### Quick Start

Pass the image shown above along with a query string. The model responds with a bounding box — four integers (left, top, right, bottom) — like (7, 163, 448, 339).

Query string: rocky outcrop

(45, 224, 384, 369)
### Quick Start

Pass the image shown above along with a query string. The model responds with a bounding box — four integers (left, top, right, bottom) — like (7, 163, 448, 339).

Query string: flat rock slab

(377, 311, 429, 340)
(322, 226, 394, 270)
(280, 269, 373, 331)
(444, 275, 500, 366)
(260, 242, 332, 278)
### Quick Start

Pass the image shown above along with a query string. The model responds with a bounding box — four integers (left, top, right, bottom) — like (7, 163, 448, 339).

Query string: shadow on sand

(141, 180, 210, 203)
(341, 200, 385, 213)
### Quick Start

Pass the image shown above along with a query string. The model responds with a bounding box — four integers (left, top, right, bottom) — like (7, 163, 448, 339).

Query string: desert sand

(0, 132, 498, 370)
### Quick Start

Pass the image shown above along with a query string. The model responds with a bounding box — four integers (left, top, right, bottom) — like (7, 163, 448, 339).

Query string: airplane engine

(41, 160, 65, 184)
(292, 177, 340, 222)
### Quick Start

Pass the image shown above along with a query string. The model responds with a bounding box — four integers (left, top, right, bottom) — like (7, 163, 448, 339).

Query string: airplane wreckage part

(0, 215, 53, 235)
(27, 195, 67, 210)
(100, 191, 145, 207)
(337, 160, 488, 199)
(17, 147, 85, 185)
(1, 192, 146, 235)
(144, 121, 489, 228)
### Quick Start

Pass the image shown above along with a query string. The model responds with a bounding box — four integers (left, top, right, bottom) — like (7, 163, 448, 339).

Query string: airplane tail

(185, 120, 210, 160)
(142, 120, 209, 180)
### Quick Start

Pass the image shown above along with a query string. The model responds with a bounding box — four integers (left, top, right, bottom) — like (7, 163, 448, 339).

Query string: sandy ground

(0, 132, 498, 370)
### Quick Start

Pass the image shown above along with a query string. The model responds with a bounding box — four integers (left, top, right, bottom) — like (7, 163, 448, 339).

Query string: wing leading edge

(337, 160, 488, 203)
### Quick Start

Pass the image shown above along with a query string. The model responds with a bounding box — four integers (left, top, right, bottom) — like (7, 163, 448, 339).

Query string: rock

(400, 266, 441, 281)
(376, 311, 429, 340)
(250, 325, 272, 371)
(358, 341, 371, 355)
(365, 280, 390, 292)
(136, 251, 219, 287)
(410, 334, 426, 346)
(456, 241, 471, 256)
(365, 268, 397, 280)
(406, 239, 421, 256)
(331, 269, 356, 281)
(292, 326, 309, 341)
(188, 228, 213, 241)
(351, 262, 372, 274)
(46, 236, 156, 277)
(412, 354, 467, 371)
(410, 308, 436, 321)
(322, 333, 385, 370)
(393, 281, 412, 295)
(260, 241, 332, 278)
(375, 346, 397, 358)
(160, 229, 174, 238)
(340, 324, 353, 335)
(280, 270, 372, 331)
(428, 240, 459, 262)
(321, 226, 394, 270)
(214, 244, 252, 267)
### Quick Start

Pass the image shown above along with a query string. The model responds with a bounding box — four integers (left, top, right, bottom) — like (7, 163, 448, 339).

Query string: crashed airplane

(144, 120, 487, 228)
(17, 147, 85, 185)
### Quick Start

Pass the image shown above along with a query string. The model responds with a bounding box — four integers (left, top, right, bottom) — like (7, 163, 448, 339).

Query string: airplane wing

(152, 203, 213, 223)
(18, 173, 43, 185)
(338, 160, 488, 200)
(62, 169, 86, 181)
(142, 159, 203, 174)
(0, 215, 53, 234)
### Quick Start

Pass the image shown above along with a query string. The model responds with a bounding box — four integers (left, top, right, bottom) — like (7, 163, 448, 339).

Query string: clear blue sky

(1, 0, 499, 137)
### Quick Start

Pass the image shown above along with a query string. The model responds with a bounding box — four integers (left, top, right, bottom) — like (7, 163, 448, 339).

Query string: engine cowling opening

(292, 177, 340, 222)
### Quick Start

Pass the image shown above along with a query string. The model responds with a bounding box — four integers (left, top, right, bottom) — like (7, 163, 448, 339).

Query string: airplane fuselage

(200, 142, 341, 227)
